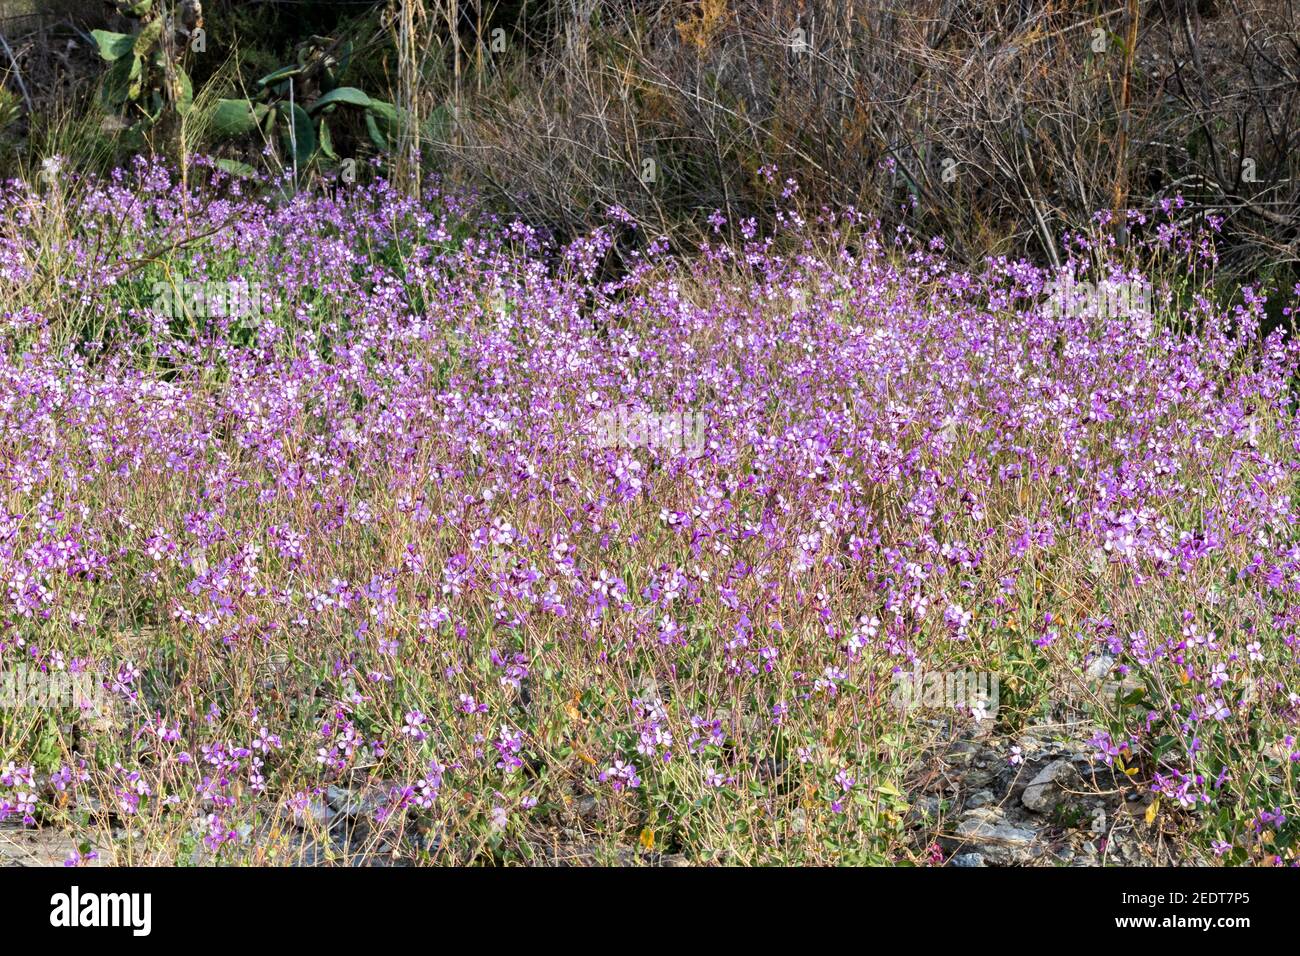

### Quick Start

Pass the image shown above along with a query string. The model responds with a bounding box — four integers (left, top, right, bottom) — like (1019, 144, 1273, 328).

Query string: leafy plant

(0, 87, 21, 133)
(92, 0, 201, 140)
(211, 36, 404, 176)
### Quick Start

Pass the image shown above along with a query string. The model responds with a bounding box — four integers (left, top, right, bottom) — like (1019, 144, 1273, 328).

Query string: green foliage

(91, 4, 194, 140)
(208, 37, 403, 176)
(0, 87, 22, 170)
(210, 99, 268, 138)
(88, 6, 399, 180)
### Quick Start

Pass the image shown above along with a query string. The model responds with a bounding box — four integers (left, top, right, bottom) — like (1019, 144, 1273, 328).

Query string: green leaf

(144, 89, 163, 121)
(279, 102, 317, 168)
(309, 87, 372, 113)
(256, 64, 304, 88)
(127, 55, 145, 101)
(364, 110, 389, 151)
(210, 98, 268, 137)
(317, 119, 338, 160)
(214, 159, 258, 179)
(98, 53, 140, 108)
(363, 100, 408, 152)
(133, 17, 163, 57)
(366, 99, 401, 125)
(92, 30, 134, 61)
(173, 66, 193, 116)
(127, 116, 154, 139)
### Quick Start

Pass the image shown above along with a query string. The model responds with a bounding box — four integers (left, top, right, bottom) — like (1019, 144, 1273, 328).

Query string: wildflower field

(1, 159, 1298, 866)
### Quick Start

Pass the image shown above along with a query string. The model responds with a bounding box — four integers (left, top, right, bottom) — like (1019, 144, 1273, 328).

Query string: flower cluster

(0, 157, 1296, 863)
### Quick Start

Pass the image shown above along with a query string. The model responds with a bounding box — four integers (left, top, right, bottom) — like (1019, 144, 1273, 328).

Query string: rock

(1097, 677, 1146, 711)
(291, 796, 336, 828)
(326, 785, 356, 813)
(72, 794, 108, 816)
(0, 823, 109, 866)
(955, 809, 1045, 864)
(326, 783, 389, 818)
(965, 789, 994, 810)
(1016, 734, 1046, 752)
(573, 795, 600, 820)
(1072, 841, 1099, 866)
(907, 794, 942, 824)
(961, 768, 997, 789)
(1022, 759, 1081, 813)
(1085, 654, 1115, 681)
(951, 852, 986, 867)
(956, 810, 1037, 846)
(945, 741, 979, 765)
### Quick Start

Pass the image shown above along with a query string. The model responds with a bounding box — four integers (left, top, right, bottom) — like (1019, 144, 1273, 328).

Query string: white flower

(40, 155, 65, 181)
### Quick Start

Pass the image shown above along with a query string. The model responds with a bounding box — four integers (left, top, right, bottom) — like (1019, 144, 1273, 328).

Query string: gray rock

(0, 823, 109, 866)
(326, 783, 389, 818)
(292, 796, 336, 828)
(907, 794, 942, 824)
(1022, 758, 1081, 813)
(965, 789, 994, 810)
(946, 741, 979, 764)
(951, 852, 986, 867)
(1072, 841, 1099, 866)
(962, 768, 997, 789)
(956, 811, 1038, 846)
(955, 809, 1045, 864)
(1085, 654, 1115, 681)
